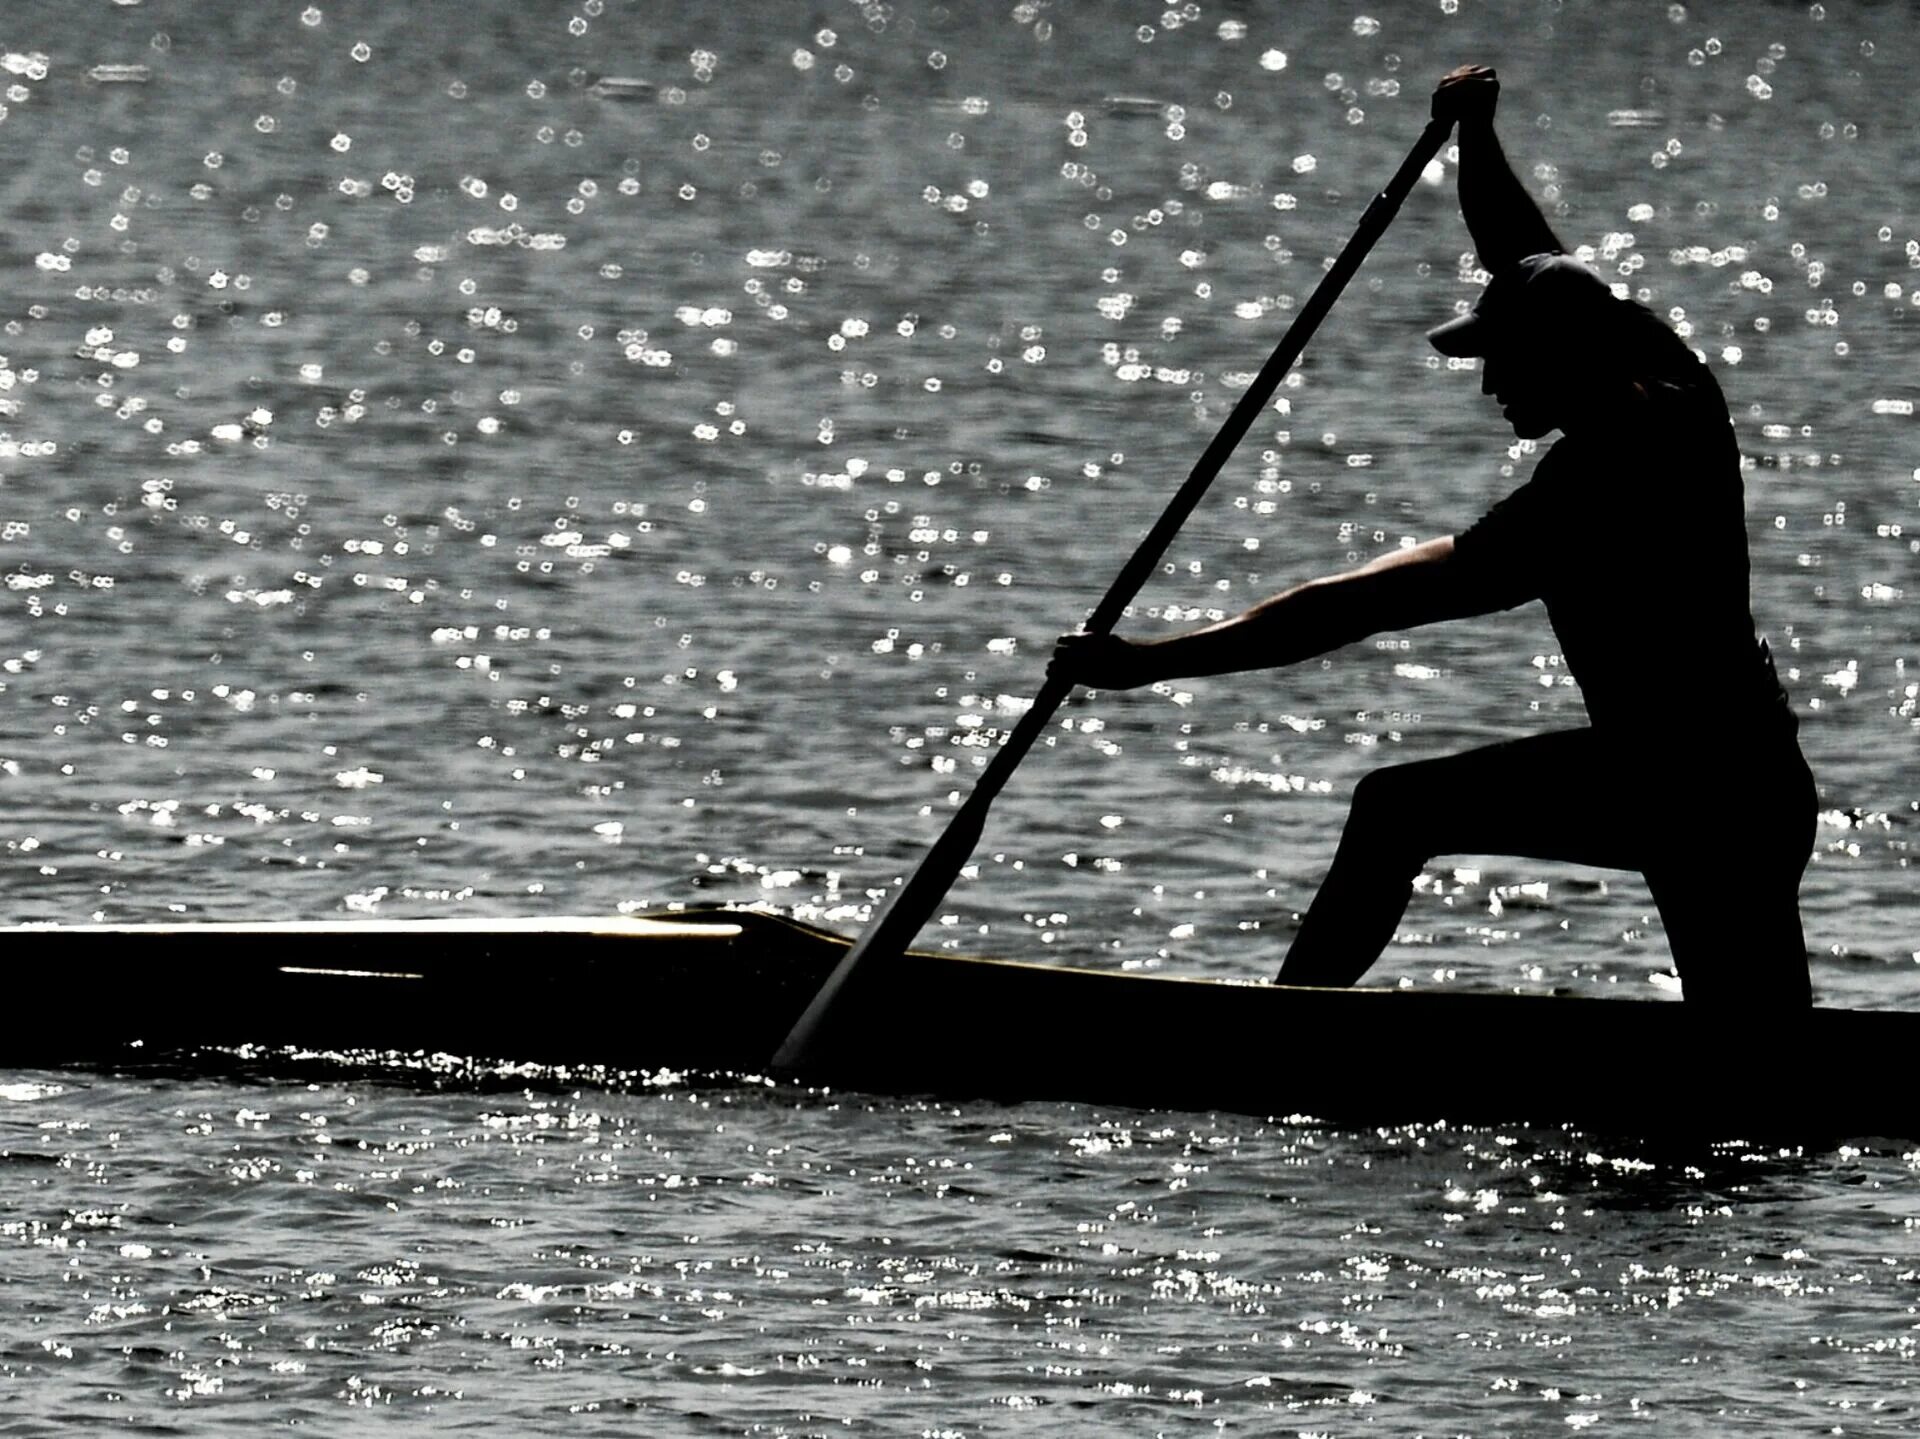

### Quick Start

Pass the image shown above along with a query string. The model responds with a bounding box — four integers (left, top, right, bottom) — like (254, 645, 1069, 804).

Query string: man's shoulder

(1461, 450, 1565, 548)
(1556, 380, 1732, 463)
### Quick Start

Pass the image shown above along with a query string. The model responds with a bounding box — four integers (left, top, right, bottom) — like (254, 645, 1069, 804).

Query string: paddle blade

(770, 798, 989, 1073)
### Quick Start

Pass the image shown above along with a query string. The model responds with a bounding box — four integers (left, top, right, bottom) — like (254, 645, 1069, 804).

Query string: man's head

(1428, 253, 1627, 439)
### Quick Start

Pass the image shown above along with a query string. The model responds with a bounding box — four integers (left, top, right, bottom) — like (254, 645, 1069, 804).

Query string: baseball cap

(1427, 252, 1617, 357)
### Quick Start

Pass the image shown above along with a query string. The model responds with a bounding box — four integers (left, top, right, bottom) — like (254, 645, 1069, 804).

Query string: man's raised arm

(1435, 66, 1565, 272)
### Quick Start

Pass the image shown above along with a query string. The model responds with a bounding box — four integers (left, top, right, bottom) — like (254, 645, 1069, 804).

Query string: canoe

(10, 906, 1910, 1138)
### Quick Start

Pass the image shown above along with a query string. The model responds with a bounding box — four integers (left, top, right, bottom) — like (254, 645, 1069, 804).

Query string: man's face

(1480, 348, 1562, 440)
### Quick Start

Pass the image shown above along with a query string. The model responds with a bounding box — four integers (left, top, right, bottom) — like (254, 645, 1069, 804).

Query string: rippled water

(7, 1073, 1920, 1432)
(1, 0, 1915, 1429)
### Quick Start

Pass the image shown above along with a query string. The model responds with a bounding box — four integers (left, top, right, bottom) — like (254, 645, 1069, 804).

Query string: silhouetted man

(1052, 67, 1816, 1010)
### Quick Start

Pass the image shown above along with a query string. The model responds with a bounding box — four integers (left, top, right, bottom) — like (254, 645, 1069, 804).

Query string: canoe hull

(8, 908, 1908, 1137)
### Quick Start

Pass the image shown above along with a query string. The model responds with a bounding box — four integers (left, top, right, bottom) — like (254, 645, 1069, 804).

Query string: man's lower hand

(1050, 631, 1156, 691)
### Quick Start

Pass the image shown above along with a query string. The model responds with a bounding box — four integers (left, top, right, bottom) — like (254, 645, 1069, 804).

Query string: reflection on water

(0, 0, 1914, 1427)
(3, 1073, 1916, 1433)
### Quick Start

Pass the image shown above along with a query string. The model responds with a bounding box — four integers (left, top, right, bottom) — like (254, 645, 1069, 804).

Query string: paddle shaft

(773, 115, 1455, 1073)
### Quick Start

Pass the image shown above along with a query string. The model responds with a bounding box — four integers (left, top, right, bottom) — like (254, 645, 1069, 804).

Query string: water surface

(0, 0, 1915, 1429)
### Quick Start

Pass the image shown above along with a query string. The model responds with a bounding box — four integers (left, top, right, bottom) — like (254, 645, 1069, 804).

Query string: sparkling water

(0, 0, 1914, 1429)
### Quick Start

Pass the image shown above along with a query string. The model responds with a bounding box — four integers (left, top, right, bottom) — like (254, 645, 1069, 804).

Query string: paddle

(773, 112, 1456, 1074)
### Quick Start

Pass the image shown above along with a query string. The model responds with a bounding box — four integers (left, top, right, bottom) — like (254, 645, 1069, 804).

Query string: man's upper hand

(1432, 65, 1499, 125)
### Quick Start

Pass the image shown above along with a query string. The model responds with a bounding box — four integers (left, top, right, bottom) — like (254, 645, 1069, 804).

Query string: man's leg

(1641, 747, 1819, 1012)
(1277, 729, 1642, 986)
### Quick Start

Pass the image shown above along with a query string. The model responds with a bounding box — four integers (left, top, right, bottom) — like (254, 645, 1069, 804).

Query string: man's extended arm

(1050, 537, 1501, 690)
(1437, 66, 1565, 271)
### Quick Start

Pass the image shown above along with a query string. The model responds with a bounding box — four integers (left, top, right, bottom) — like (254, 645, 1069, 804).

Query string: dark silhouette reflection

(1053, 68, 1816, 1010)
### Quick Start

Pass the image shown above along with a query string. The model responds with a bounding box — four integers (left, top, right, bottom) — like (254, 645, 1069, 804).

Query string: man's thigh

(1376, 728, 1649, 872)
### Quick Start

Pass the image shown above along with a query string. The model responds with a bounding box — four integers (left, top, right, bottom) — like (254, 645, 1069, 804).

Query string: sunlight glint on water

(0, 0, 1914, 1429)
